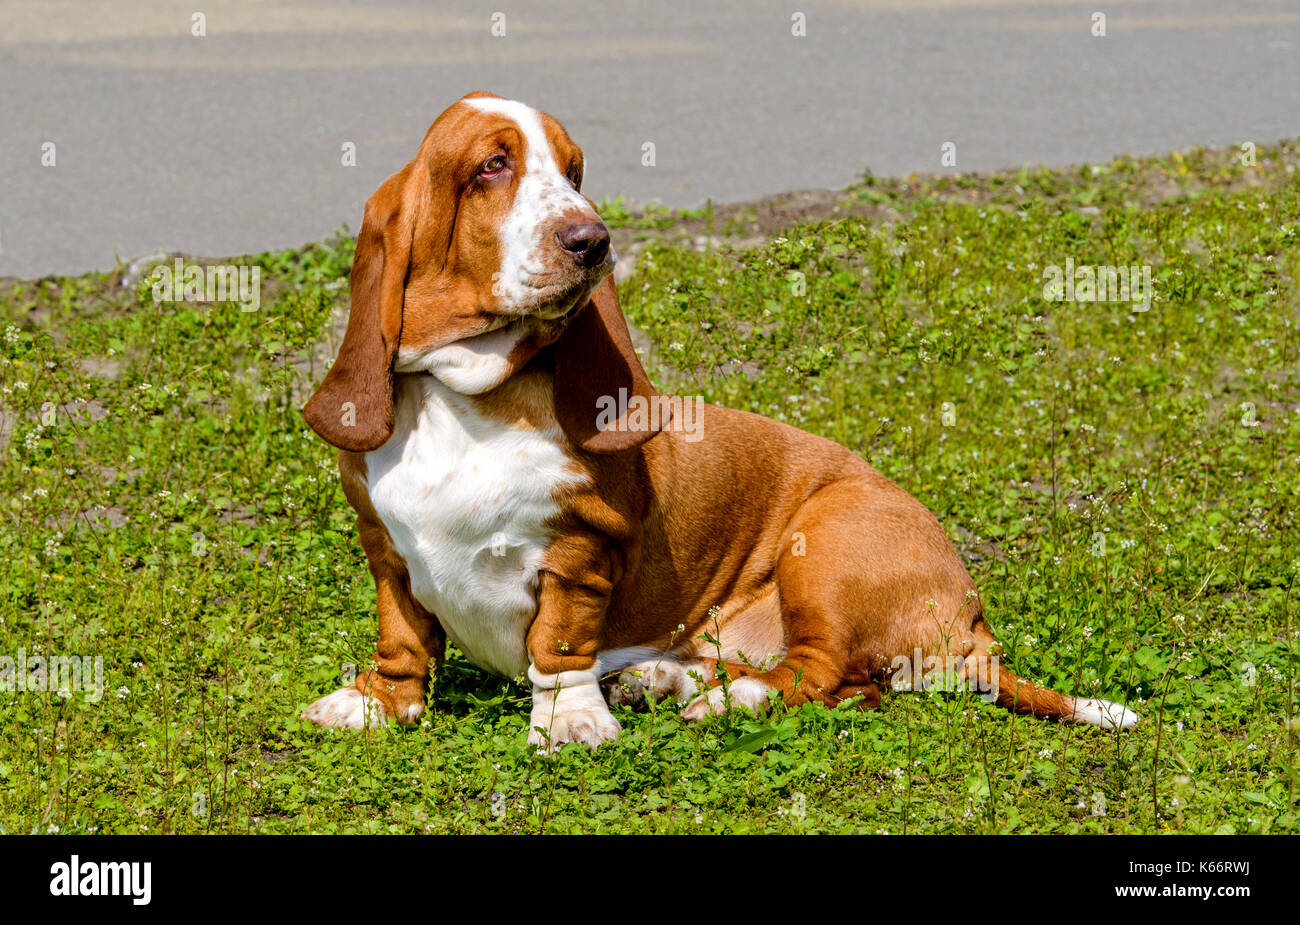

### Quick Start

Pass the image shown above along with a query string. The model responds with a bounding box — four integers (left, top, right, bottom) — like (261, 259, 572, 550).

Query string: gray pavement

(1, 0, 1297, 279)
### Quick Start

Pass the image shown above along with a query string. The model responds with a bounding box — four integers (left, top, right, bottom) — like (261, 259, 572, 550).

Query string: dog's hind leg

(682, 472, 976, 720)
(682, 479, 874, 719)
(606, 655, 712, 708)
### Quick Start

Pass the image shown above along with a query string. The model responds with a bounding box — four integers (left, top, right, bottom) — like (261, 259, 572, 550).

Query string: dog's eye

(479, 155, 507, 179)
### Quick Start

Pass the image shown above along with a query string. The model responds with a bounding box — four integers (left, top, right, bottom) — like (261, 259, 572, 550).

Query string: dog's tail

(972, 620, 1139, 730)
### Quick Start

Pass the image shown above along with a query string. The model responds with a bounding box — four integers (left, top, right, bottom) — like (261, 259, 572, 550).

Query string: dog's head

(304, 92, 663, 454)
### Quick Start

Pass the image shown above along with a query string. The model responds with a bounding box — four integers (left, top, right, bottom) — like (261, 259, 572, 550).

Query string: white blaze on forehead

(463, 97, 592, 310)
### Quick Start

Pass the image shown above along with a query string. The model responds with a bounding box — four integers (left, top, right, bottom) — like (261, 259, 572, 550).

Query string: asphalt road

(1, 0, 1297, 279)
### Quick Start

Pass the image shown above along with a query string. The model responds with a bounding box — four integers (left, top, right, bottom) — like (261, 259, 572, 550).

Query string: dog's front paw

(681, 677, 773, 722)
(528, 664, 624, 752)
(302, 687, 390, 730)
(529, 704, 622, 752)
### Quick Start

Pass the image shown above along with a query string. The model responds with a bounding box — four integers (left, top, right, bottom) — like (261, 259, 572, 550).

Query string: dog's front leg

(525, 563, 621, 752)
(304, 508, 445, 729)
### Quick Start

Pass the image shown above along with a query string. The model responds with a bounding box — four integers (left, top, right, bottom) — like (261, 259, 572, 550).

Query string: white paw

(302, 688, 389, 730)
(529, 704, 622, 752)
(528, 665, 622, 752)
(1072, 697, 1140, 730)
(681, 677, 772, 722)
(607, 658, 705, 707)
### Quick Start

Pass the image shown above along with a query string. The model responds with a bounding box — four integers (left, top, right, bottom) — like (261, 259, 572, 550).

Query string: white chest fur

(364, 374, 581, 678)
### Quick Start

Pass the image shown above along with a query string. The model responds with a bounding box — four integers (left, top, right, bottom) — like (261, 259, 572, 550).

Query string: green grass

(1, 142, 1297, 834)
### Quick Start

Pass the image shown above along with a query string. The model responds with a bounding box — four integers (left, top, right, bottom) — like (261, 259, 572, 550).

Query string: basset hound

(301, 92, 1138, 749)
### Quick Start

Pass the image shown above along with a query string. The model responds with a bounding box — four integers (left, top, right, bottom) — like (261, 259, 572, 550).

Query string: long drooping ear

(553, 276, 668, 453)
(304, 166, 416, 452)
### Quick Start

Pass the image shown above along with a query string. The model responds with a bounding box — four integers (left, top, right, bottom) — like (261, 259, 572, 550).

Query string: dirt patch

(608, 138, 1300, 280)
(610, 187, 899, 282)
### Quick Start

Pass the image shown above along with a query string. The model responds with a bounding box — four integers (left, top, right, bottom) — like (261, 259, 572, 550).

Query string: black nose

(555, 222, 610, 268)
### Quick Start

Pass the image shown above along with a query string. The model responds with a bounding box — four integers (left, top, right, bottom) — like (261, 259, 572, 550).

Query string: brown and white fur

(301, 92, 1138, 750)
